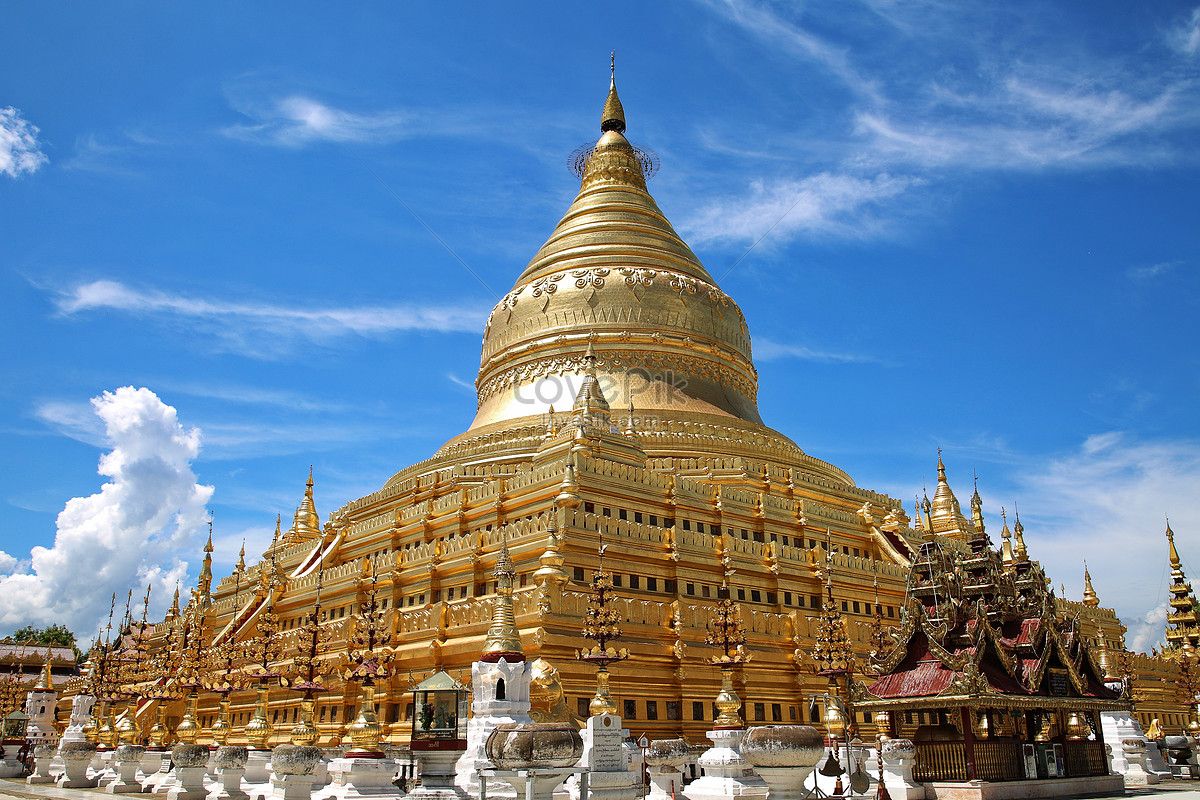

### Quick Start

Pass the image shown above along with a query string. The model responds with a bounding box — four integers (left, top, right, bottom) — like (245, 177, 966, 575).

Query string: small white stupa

(454, 533, 533, 798)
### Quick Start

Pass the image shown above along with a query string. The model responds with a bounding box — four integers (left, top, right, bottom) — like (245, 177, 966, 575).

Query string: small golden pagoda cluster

(577, 529, 629, 716)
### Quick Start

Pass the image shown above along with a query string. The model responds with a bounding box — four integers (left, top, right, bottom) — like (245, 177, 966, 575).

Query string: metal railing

(914, 742, 968, 782)
(974, 741, 1024, 781)
(1065, 741, 1108, 777)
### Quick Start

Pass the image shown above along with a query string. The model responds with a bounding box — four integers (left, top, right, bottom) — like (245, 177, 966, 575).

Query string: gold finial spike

(937, 448, 946, 481)
(1083, 562, 1099, 607)
(36, 651, 54, 690)
(1013, 504, 1028, 560)
(601, 53, 626, 134)
(236, 539, 246, 572)
(1168, 519, 1182, 569)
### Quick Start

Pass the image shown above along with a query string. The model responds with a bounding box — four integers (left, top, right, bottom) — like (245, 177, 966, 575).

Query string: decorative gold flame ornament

(175, 604, 210, 745)
(239, 548, 286, 749)
(577, 527, 629, 716)
(284, 566, 333, 746)
(704, 557, 749, 729)
(341, 556, 396, 756)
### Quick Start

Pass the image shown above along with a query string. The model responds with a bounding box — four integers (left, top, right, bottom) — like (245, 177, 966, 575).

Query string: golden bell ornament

(824, 702, 847, 740)
(1066, 711, 1090, 741)
(346, 684, 383, 755)
(713, 668, 744, 729)
(290, 697, 319, 746)
(244, 686, 273, 749)
(210, 698, 232, 746)
(589, 666, 617, 717)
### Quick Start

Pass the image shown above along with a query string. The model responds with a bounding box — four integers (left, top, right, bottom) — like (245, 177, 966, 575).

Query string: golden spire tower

(1165, 521, 1200, 653)
(481, 532, 525, 662)
(1082, 563, 1099, 607)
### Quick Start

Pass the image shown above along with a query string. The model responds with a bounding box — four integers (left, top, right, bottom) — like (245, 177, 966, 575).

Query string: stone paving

(6, 777, 1200, 800)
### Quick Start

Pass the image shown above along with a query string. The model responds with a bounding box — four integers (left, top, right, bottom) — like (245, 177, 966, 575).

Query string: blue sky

(1, 1, 1198, 650)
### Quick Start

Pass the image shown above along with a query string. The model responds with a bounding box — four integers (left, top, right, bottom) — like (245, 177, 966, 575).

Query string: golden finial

(556, 458, 583, 509)
(602, 51, 625, 134)
(1168, 519, 1182, 569)
(1082, 562, 1099, 607)
(35, 651, 54, 691)
(481, 529, 525, 662)
(236, 539, 246, 572)
(1013, 504, 1028, 560)
(937, 448, 946, 483)
(534, 508, 569, 595)
(999, 507, 1014, 568)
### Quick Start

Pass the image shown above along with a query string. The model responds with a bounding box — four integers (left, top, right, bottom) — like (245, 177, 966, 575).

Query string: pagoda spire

(35, 652, 54, 691)
(1165, 520, 1200, 653)
(601, 51, 625, 134)
(198, 515, 214, 601)
(1082, 562, 1099, 607)
(481, 531, 525, 662)
(1012, 505, 1028, 561)
(236, 539, 246, 573)
(999, 508, 1014, 568)
(969, 472, 987, 540)
(287, 467, 321, 543)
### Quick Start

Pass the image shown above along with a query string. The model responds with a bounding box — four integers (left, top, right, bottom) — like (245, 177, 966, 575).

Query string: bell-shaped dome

(469, 74, 760, 431)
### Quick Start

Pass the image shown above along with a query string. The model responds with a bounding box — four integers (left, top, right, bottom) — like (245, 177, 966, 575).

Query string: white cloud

(1127, 260, 1183, 280)
(50, 279, 486, 357)
(682, 172, 918, 245)
(754, 338, 880, 364)
(1005, 432, 1200, 653)
(0, 107, 48, 177)
(854, 78, 1186, 171)
(224, 95, 415, 147)
(0, 387, 214, 639)
(0, 552, 16, 572)
(1128, 602, 1171, 655)
(1169, 6, 1200, 57)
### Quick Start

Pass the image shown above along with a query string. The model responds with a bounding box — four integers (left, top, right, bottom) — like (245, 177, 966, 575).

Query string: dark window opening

(624, 699, 637, 719)
(692, 701, 704, 720)
(647, 701, 659, 720)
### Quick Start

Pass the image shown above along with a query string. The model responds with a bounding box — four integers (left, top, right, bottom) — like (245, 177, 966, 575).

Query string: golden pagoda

(54, 65, 1197, 748)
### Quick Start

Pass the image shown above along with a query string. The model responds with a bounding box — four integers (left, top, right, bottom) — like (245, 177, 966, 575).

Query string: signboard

(1048, 669, 1070, 696)
(1023, 744, 1038, 780)
(588, 713, 625, 772)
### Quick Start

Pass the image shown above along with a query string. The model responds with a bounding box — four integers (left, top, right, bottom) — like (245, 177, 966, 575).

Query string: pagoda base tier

(921, 774, 1125, 800)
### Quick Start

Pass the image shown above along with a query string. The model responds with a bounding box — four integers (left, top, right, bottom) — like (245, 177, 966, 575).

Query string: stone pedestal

(315, 755, 401, 800)
(1145, 741, 1171, 778)
(269, 745, 322, 800)
(209, 746, 251, 800)
(169, 744, 216, 800)
(1121, 739, 1158, 787)
(406, 749, 469, 800)
(682, 729, 768, 800)
(246, 748, 275, 785)
(485, 768, 580, 800)
(26, 743, 57, 784)
(880, 739, 923, 800)
(108, 744, 148, 793)
(170, 766, 213, 800)
(573, 714, 638, 800)
(58, 741, 99, 788)
(146, 751, 178, 794)
(95, 749, 120, 787)
(0, 742, 24, 779)
(737, 725, 825, 800)
(647, 765, 685, 800)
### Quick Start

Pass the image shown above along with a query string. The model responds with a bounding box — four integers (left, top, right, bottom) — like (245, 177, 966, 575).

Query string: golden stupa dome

(419, 67, 854, 488)
(469, 73, 759, 431)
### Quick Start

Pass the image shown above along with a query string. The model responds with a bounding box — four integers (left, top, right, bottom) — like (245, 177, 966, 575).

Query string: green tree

(8, 624, 77, 649)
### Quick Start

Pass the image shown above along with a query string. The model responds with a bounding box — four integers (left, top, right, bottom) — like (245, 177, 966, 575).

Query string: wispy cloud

(0, 106, 48, 177)
(682, 172, 919, 244)
(50, 279, 487, 357)
(754, 337, 882, 364)
(1127, 260, 1183, 280)
(446, 373, 475, 392)
(224, 95, 417, 146)
(1169, 6, 1200, 57)
(690, 0, 1200, 246)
